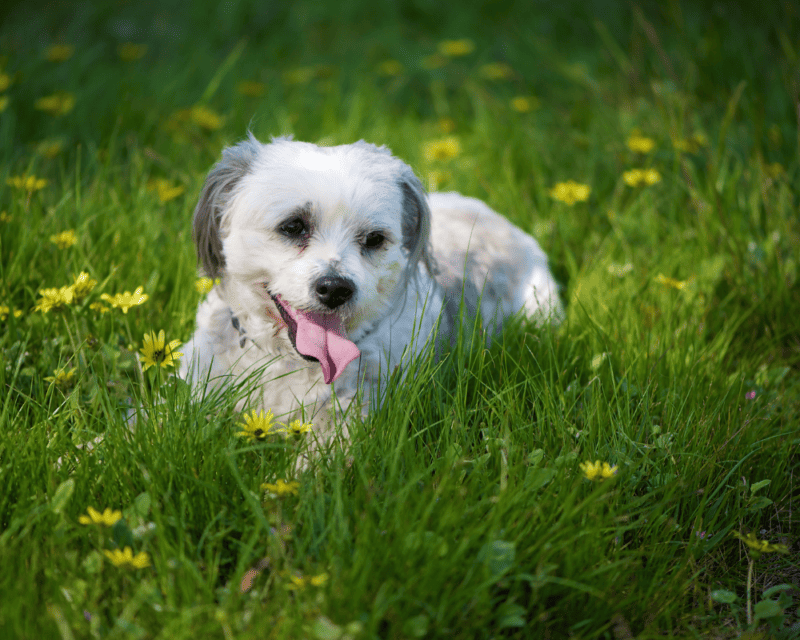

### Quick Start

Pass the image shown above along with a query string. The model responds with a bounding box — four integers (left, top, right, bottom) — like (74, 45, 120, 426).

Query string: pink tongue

(275, 296, 360, 384)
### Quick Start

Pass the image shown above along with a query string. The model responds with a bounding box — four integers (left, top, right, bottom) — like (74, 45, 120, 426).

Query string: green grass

(1, 1, 798, 638)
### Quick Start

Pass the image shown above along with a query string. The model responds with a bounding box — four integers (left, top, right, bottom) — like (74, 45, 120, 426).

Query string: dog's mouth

(268, 293, 360, 384)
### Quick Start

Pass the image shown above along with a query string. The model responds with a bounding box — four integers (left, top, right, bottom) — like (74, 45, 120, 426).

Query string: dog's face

(192, 136, 433, 382)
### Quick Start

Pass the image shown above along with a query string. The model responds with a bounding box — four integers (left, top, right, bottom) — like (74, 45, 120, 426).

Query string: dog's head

(192, 134, 433, 383)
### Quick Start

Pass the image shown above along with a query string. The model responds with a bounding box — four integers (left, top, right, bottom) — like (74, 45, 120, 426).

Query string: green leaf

(710, 589, 738, 604)
(753, 598, 783, 620)
(496, 602, 527, 628)
(761, 584, 793, 600)
(749, 479, 771, 495)
(50, 479, 74, 515)
(479, 540, 515, 578)
(133, 492, 151, 518)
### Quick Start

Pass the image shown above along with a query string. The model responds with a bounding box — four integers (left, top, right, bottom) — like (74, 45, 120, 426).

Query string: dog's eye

(362, 231, 386, 250)
(279, 218, 307, 238)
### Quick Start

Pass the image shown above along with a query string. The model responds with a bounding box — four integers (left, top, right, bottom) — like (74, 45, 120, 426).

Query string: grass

(1, 0, 798, 637)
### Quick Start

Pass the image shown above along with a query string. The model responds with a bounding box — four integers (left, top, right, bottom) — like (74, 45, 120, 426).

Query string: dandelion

(100, 287, 148, 313)
(148, 178, 185, 203)
(511, 96, 539, 113)
(45, 44, 75, 62)
(626, 132, 656, 154)
(34, 92, 76, 116)
(237, 409, 280, 441)
(195, 277, 219, 294)
(377, 60, 403, 76)
(71, 272, 96, 299)
(0, 305, 23, 320)
(34, 286, 75, 313)
(103, 546, 151, 569)
(7, 175, 48, 192)
(49, 230, 77, 249)
(654, 274, 688, 291)
(549, 181, 591, 205)
(479, 62, 513, 80)
(261, 479, 300, 497)
(437, 39, 475, 57)
(237, 81, 266, 97)
(579, 460, 618, 481)
(622, 168, 661, 187)
(140, 330, 183, 371)
(189, 105, 223, 131)
(422, 137, 461, 163)
(0, 73, 10, 91)
(44, 367, 76, 387)
(285, 572, 329, 590)
(285, 419, 313, 435)
(117, 43, 147, 61)
(78, 506, 122, 527)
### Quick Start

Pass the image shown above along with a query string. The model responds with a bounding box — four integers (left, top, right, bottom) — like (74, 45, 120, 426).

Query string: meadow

(0, 1, 798, 637)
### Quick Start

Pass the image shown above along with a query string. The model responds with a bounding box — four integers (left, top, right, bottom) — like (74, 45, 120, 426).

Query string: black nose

(314, 275, 355, 309)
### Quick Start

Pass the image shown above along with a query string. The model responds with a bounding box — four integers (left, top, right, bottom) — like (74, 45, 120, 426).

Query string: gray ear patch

(399, 176, 436, 277)
(193, 136, 261, 278)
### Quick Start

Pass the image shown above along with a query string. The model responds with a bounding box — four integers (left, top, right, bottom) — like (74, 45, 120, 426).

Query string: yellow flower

(0, 212, 11, 223)
(426, 169, 451, 191)
(422, 136, 461, 163)
(140, 330, 183, 371)
(622, 168, 661, 187)
(49, 230, 77, 249)
(285, 419, 313, 435)
(626, 132, 656, 153)
(103, 546, 151, 569)
(654, 274, 688, 290)
(34, 286, 75, 313)
(45, 44, 75, 62)
(0, 305, 23, 320)
(99, 286, 148, 313)
(89, 302, 109, 314)
(579, 460, 618, 481)
(37, 139, 64, 158)
(479, 62, 513, 80)
(148, 178, 185, 203)
(7, 175, 48, 191)
(377, 60, 403, 76)
(437, 39, 475, 57)
(78, 506, 122, 526)
(189, 105, 223, 131)
(732, 531, 789, 559)
(237, 409, 280, 441)
(237, 81, 266, 97)
(764, 162, 784, 179)
(195, 277, 220, 294)
(549, 181, 591, 205)
(510, 96, 539, 113)
(0, 73, 10, 91)
(44, 367, 76, 387)
(71, 272, 96, 299)
(261, 479, 300, 497)
(437, 117, 456, 133)
(34, 92, 76, 116)
(285, 572, 329, 590)
(117, 43, 147, 61)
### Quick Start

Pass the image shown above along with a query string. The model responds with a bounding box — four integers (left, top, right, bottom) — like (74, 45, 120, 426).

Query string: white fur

(180, 136, 562, 447)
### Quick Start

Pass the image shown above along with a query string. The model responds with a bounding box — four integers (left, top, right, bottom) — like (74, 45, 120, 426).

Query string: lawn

(0, 1, 798, 638)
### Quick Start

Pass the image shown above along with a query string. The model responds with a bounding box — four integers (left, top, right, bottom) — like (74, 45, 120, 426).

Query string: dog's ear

(399, 174, 436, 276)
(193, 136, 260, 278)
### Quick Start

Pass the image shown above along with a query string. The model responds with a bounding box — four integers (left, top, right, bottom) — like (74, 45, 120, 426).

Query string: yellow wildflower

(34, 286, 75, 313)
(89, 302, 109, 314)
(45, 44, 75, 62)
(626, 132, 655, 154)
(0, 305, 23, 320)
(437, 39, 475, 57)
(148, 177, 185, 203)
(78, 506, 121, 526)
(189, 105, 223, 131)
(511, 96, 539, 113)
(579, 460, 618, 481)
(377, 60, 403, 76)
(7, 175, 48, 192)
(237, 81, 266, 97)
(285, 419, 313, 435)
(71, 272, 96, 299)
(261, 479, 300, 497)
(654, 274, 688, 291)
(44, 367, 76, 387)
(117, 43, 147, 61)
(34, 92, 75, 116)
(479, 62, 513, 80)
(732, 531, 789, 560)
(49, 230, 77, 249)
(195, 277, 219, 294)
(0, 212, 11, 223)
(37, 139, 64, 158)
(237, 409, 281, 441)
(100, 286, 149, 313)
(422, 136, 461, 163)
(0, 73, 10, 92)
(103, 546, 151, 569)
(549, 181, 591, 205)
(140, 330, 183, 371)
(426, 169, 451, 191)
(622, 168, 661, 187)
(285, 572, 329, 590)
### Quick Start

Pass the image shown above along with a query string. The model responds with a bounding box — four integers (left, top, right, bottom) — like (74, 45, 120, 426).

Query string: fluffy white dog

(180, 135, 562, 444)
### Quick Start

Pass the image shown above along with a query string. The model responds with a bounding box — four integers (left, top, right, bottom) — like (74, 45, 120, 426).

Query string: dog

(179, 134, 563, 447)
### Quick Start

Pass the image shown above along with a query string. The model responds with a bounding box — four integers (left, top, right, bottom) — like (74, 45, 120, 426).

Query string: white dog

(180, 135, 562, 444)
